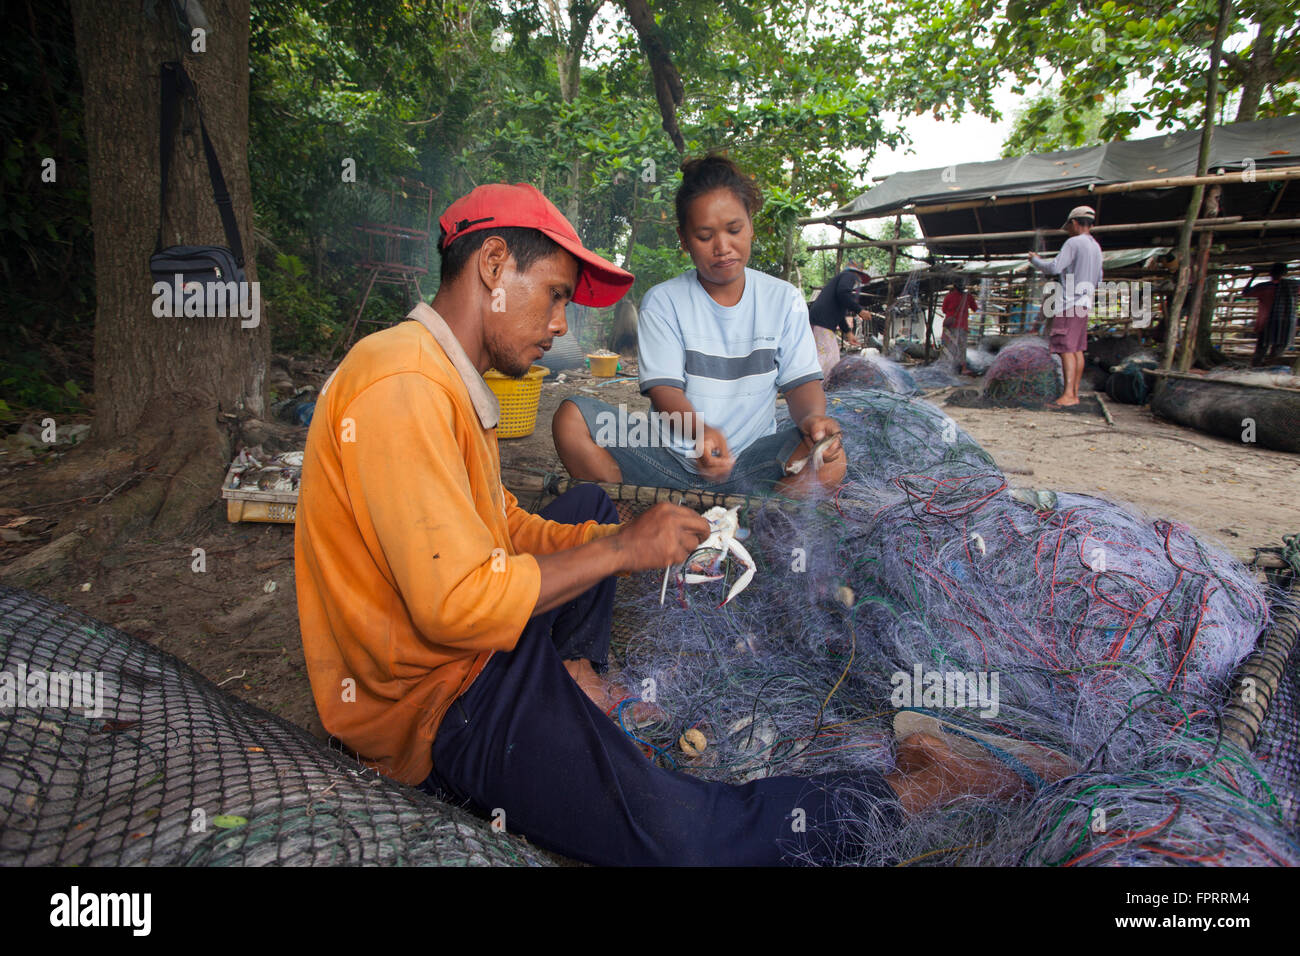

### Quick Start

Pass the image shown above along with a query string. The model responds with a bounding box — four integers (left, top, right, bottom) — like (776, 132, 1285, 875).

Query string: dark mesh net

(0, 587, 551, 866)
(1151, 377, 1300, 454)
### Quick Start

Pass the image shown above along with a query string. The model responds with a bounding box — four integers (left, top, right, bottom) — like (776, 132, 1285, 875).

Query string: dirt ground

(2, 361, 1296, 747)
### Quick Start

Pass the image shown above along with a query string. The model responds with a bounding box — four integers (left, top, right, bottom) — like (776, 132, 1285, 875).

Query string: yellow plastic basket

(484, 364, 549, 439)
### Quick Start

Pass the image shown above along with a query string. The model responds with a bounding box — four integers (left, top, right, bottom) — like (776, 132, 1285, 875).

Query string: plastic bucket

(483, 364, 549, 438)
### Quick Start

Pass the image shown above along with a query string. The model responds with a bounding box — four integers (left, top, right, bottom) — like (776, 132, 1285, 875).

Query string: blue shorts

(561, 395, 805, 494)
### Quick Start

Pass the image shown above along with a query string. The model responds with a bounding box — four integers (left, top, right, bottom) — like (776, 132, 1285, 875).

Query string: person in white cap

(1027, 206, 1102, 407)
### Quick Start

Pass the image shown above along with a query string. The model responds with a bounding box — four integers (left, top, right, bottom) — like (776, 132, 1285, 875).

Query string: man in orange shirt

(295, 184, 1071, 865)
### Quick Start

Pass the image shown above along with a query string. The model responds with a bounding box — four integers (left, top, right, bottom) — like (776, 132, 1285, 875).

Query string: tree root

(2, 399, 232, 557)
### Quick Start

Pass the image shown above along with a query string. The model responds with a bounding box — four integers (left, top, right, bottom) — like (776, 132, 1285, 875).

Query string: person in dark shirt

(1243, 263, 1297, 367)
(809, 265, 868, 376)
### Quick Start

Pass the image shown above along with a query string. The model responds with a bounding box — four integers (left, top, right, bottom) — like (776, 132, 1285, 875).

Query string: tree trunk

(622, 0, 685, 153)
(1192, 274, 1225, 367)
(1161, 0, 1229, 371)
(781, 143, 803, 280)
(60, 0, 266, 541)
(553, 0, 600, 104)
(1232, 23, 1275, 123)
(546, 0, 601, 225)
(1178, 184, 1220, 371)
(623, 178, 639, 271)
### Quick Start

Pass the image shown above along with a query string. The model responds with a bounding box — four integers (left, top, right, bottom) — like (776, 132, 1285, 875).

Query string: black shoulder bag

(149, 61, 247, 292)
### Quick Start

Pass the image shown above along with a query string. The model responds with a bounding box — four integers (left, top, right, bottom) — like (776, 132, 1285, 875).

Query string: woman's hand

(694, 422, 736, 482)
(796, 414, 843, 466)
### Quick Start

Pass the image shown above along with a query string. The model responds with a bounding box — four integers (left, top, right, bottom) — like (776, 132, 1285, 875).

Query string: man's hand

(534, 503, 708, 614)
(694, 422, 736, 483)
(796, 413, 843, 466)
(612, 502, 710, 572)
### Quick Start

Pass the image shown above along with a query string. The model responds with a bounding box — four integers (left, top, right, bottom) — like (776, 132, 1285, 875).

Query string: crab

(783, 433, 840, 477)
(661, 505, 756, 607)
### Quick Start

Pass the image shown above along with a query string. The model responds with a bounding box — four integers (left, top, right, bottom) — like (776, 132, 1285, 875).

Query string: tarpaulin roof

(852, 248, 1170, 304)
(826, 115, 1300, 262)
(833, 115, 1300, 220)
(971, 247, 1170, 274)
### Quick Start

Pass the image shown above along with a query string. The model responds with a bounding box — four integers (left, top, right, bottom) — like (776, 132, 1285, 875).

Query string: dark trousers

(1253, 332, 1287, 367)
(421, 484, 901, 865)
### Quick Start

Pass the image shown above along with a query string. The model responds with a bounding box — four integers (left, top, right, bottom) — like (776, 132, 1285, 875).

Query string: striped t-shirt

(637, 268, 823, 473)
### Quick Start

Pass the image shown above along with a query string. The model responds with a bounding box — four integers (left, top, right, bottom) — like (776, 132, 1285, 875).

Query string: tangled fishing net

(965, 348, 996, 376)
(609, 387, 1299, 865)
(910, 363, 967, 390)
(0, 587, 550, 867)
(826, 354, 919, 394)
(980, 336, 1064, 407)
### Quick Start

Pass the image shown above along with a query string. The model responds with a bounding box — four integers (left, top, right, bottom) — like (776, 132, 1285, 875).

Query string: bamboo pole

(1095, 391, 1115, 426)
(1145, 367, 1300, 393)
(1202, 218, 1300, 232)
(882, 213, 900, 350)
(805, 216, 1246, 251)
(503, 472, 809, 514)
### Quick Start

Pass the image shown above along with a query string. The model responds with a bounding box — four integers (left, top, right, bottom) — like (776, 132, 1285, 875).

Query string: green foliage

(32, 0, 1290, 410)
(262, 252, 343, 354)
(0, 0, 93, 422)
(800, 219, 921, 299)
(243, 2, 892, 326)
(874, 0, 1300, 140)
(623, 242, 691, 301)
(1002, 88, 1125, 157)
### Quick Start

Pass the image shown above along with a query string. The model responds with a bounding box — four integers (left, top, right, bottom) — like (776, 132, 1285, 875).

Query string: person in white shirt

(554, 155, 844, 495)
(1028, 206, 1103, 407)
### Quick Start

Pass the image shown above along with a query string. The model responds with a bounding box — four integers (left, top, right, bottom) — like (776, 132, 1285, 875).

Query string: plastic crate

(221, 463, 299, 524)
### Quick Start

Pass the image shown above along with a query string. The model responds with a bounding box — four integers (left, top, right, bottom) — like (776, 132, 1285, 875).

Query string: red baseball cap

(439, 183, 635, 307)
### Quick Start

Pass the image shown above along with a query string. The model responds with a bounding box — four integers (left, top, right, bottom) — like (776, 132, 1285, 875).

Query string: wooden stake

(1094, 391, 1115, 426)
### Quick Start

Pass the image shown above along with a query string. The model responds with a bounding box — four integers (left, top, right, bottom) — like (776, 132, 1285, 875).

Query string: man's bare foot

(887, 725, 1075, 816)
(1051, 396, 1080, 407)
(563, 658, 664, 724)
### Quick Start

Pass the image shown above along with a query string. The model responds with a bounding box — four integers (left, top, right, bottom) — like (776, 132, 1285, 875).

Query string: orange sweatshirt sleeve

(502, 486, 621, 555)
(343, 372, 540, 652)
